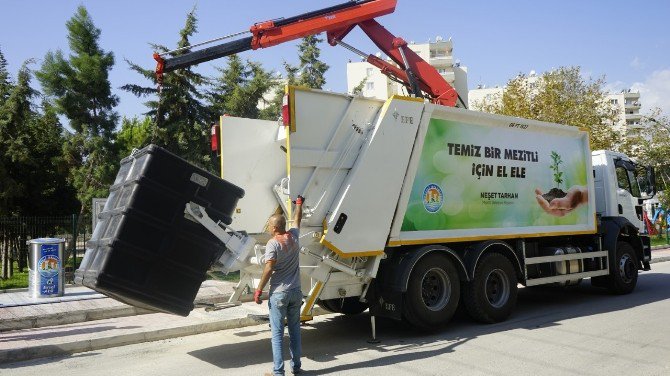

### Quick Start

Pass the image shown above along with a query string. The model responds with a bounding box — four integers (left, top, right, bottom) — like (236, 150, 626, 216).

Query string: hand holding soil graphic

(535, 186, 588, 217)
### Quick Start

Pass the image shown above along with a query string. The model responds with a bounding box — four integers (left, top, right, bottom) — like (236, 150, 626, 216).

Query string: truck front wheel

(403, 253, 460, 330)
(463, 253, 518, 323)
(605, 241, 638, 294)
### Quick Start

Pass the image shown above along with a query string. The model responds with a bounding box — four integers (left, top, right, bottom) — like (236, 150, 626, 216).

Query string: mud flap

(366, 282, 403, 320)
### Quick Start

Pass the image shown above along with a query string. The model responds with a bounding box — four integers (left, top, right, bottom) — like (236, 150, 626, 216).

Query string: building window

(366, 82, 375, 91)
(366, 68, 373, 77)
(610, 99, 618, 105)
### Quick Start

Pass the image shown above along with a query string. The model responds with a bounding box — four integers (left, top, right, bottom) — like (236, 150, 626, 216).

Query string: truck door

(614, 158, 644, 229)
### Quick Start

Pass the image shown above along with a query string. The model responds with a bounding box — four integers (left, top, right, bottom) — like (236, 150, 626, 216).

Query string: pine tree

(36, 5, 119, 217)
(210, 56, 276, 119)
(296, 35, 329, 89)
(0, 61, 35, 215)
(122, 8, 212, 171)
(0, 48, 12, 105)
(116, 116, 152, 158)
(259, 35, 328, 121)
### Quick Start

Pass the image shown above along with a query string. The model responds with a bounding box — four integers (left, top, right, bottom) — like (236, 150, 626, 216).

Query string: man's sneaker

(291, 368, 302, 374)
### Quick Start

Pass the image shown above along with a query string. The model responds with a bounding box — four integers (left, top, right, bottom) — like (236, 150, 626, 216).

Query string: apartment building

(346, 37, 468, 105)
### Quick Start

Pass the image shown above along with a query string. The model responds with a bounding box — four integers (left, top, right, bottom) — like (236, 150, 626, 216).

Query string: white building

(606, 89, 643, 135)
(346, 37, 468, 105)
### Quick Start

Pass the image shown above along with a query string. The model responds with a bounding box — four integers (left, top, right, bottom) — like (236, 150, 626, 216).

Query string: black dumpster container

(74, 145, 244, 316)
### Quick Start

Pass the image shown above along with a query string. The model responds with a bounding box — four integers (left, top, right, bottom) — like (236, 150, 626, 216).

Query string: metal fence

(0, 215, 92, 281)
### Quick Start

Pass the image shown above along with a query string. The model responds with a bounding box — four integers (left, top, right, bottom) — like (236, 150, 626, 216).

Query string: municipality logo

(423, 184, 443, 213)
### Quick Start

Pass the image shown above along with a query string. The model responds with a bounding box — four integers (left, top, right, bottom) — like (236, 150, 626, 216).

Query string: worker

(255, 195, 305, 375)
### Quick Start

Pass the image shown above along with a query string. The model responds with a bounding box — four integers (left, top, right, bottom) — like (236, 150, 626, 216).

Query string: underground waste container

(28, 238, 66, 298)
(74, 144, 244, 316)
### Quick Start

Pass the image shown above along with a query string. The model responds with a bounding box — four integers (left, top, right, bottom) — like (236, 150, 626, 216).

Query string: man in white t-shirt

(255, 195, 304, 375)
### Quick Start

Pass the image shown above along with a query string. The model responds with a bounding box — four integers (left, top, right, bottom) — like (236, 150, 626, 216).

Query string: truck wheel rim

(618, 254, 635, 284)
(421, 268, 451, 311)
(485, 269, 510, 308)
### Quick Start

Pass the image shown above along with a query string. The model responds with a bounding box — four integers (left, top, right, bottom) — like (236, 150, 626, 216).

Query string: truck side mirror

(646, 166, 656, 196)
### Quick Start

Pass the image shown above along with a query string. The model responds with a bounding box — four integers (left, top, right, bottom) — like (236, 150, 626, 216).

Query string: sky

(1, 0, 669, 123)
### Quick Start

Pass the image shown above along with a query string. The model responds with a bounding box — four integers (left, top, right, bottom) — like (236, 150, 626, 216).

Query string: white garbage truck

(78, 0, 656, 330)
(207, 86, 655, 329)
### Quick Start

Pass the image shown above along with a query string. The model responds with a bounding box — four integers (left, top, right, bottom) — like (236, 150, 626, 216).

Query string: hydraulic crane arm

(154, 0, 458, 107)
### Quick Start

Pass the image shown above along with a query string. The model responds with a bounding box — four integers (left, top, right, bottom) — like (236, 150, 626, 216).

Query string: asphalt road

(5, 261, 670, 376)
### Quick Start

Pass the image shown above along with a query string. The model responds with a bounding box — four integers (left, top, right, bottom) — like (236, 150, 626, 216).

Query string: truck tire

(462, 253, 517, 323)
(604, 241, 638, 295)
(317, 297, 368, 315)
(402, 253, 460, 330)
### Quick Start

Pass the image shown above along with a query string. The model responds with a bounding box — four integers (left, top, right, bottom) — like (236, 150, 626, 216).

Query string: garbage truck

(76, 0, 657, 330)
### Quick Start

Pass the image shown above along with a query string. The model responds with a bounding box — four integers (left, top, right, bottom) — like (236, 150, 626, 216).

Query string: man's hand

(254, 289, 263, 304)
(294, 195, 304, 205)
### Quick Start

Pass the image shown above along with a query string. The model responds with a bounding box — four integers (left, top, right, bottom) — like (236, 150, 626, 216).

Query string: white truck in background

(202, 86, 656, 329)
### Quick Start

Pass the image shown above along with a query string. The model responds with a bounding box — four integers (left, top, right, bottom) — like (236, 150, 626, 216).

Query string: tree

(260, 35, 329, 121)
(0, 62, 77, 276)
(116, 116, 153, 158)
(260, 62, 299, 121)
(295, 35, 329, 89)
(209, 55, 276, 119)
(36, 5, 119, 216)
(475, 67, 620, 150)
(0, 61, 35, 216)
(122, 8, 213, 171)
(0, 48, 11, 105)
(623, 109, 670, 209)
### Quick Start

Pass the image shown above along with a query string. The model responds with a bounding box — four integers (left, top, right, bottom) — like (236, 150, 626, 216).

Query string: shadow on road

(190, 271, 670, 373)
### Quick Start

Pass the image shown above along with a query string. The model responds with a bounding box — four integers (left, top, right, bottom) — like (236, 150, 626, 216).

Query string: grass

(651, 236, 670, 247)
(0, 261, 29, 290)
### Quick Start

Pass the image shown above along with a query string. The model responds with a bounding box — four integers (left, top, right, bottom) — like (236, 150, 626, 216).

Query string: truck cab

(592, 150, 656, 229)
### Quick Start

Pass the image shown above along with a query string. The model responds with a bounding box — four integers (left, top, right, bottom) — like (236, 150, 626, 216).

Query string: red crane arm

(154, 0, 459, 107)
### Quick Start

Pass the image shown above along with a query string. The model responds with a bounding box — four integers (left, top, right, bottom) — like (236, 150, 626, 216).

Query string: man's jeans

(269, 288, 302, 375)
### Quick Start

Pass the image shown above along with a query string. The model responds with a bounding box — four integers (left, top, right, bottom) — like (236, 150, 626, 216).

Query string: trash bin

(27, 238, 66, 298)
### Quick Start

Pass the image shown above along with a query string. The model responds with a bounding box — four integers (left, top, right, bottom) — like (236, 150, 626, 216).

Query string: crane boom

(154, 0, 458, 107)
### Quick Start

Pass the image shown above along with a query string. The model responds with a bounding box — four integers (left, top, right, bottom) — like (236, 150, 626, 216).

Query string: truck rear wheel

(403, 253, 460, 330)
(604, 241, 638, 295)
(463, 253, 518, 323)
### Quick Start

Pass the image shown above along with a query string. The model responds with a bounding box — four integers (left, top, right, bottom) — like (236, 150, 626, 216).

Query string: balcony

(625, 113, 642, 122)
(624, 101, 641, 109)
(622, 90, 640, 99)
(429, 55, 453, 67)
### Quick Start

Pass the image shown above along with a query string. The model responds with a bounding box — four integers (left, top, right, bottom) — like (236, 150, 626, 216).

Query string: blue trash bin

(27, 238, 66, 298)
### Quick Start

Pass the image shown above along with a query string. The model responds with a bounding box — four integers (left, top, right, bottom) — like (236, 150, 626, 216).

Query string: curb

(0, 293, 233, 332)
(0, 314, 267, 365)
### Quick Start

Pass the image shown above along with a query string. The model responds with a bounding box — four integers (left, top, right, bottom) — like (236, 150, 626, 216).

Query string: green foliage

(352, 77, 367, 95)
(122, 8, 213, 171)
(624, 109, 670, 209)
(209, 55, 276, 119)
(550, 151, 564, 189)
(116, 116, 153, 158)
(36, 5, 119, 215)
(295, 35, 329, 89)
(0, 61, 76, 216)
(475, 66, 620, 150)
(260, 62, 299, 121)
(0, 49, 11, 105)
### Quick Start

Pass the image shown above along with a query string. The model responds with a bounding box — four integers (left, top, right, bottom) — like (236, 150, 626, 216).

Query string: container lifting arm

(154, 0, 458, 107)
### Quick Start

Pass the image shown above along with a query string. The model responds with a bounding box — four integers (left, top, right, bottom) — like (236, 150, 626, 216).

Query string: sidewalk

(1, 247, 669, 366)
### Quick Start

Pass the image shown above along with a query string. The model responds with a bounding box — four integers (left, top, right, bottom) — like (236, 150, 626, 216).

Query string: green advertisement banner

(401, 118, 591, 232)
